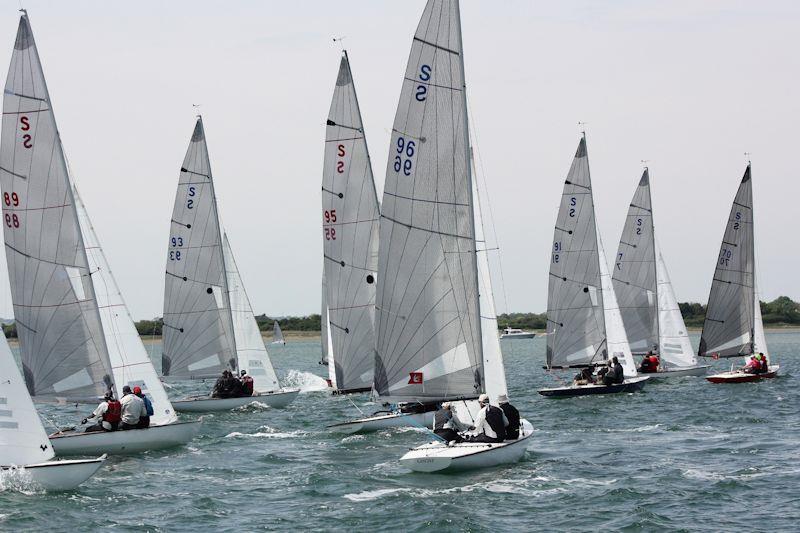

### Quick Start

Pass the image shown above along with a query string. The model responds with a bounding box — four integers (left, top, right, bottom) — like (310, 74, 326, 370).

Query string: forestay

(374, 0, 483, 402)
(0, 328, 53, 465)
(162, 118, 236, 379)
(546, 138, 606, 369)
(656, 245, 697, 367)
(0, 14, 113, 401)
(699, 166, 754, 357)
(74, 188, 177, 426)
(322, 52, 379, 392)
(612, 170, 658, 355)
(223, 235, 280, 393)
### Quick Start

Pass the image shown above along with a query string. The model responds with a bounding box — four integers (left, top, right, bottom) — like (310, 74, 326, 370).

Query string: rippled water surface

(1, 332, 798, 532)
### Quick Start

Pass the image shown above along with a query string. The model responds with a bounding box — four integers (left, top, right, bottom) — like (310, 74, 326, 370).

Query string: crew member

(134, 386, 153, 428)
(82, 391, 121, 432)
(239, 370, 254, 397)
(465, 394, 507, 443)
(602, 356, 625, 386)
(497, 394, 520, 440)
(119, 385, 146, 430)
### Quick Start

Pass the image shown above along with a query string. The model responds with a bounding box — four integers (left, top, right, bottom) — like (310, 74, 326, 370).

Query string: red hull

(706, 369, 778, 383)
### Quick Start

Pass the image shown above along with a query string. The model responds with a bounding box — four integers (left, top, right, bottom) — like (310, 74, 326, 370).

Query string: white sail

(74, 188, 177, 426)
(753, 285, 769, 360)
(699, 166, 755, 357)
(272, 321, 285, 344)
(0, 14, 114, 401)
(598, 231, 637, 377)
(162, 118, 236, 379)
(223, 234, 280, 393)
(321, 52, 379, 392)
(0, 330, 53, 465)
(472, 153, 507, 401)
(546, 138, 606, 369)
(374, 0, 483, 403)
(656, 244, 697, 368)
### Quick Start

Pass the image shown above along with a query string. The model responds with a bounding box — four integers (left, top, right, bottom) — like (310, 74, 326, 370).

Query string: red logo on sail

(408, 372, 423, 384)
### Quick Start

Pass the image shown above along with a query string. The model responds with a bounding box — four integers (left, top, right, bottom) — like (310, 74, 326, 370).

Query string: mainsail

(0, 14, 113, 400)
(74, 187, 177, 425)
(272, 321, 285, 344)
(0, 323, 53, 465)
(698, 165, 755, 357)
(612, 170, 658, 355)
(223, 234, 280, 393)
(546, 138, 606, 369)
(321, 51, 379, 392)
(374, 0, 483, 402)
(162, 118, 236, 379)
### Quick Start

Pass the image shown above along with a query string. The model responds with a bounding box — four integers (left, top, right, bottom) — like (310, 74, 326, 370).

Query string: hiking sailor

(433, 402, 470, 443)
(81, 390, 121, 433)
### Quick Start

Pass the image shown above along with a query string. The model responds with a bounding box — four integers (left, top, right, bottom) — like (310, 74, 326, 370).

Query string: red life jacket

(649, 355, 660, 368)
(241, 376, 254, 395)
(103, 400, 122, 423)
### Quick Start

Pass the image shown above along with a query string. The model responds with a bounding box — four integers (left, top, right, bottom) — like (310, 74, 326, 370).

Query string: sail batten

(699, 166, 755, 358)
(374, 0, 483, 402)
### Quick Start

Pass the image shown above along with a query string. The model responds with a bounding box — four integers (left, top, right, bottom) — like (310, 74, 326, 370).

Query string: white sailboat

(321, 51, 379, 395)
(0, 12, 199, 456)
(334, 3, 532, 472)
(0, 311, 105, 490)
(162, 118, 298, 412)
(700, 164, 779, 383)
(271, 321, 286, 345)
(538, 136, 648, 397)
(612, 169, 709, 377)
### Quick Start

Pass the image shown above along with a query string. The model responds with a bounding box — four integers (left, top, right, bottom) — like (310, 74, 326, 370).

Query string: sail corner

(14, 16, 33, 50)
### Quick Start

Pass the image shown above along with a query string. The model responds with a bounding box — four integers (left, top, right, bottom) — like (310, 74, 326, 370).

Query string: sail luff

(698, 165, 755, 358)
(1, 14, 114, 400)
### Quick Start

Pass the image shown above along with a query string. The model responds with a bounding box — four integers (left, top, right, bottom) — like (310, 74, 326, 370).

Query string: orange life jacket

(103, 400, 122, 423)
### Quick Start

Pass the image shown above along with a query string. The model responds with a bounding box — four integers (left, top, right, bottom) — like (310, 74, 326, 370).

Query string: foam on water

(282, 369, 329, 392)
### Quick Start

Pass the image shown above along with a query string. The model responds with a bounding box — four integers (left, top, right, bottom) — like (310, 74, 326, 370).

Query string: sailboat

(271, 321, 286, 345)
(700, 164, 779, 383)
(333, 2, 533, 467)
(0, 312, 106, 490)
(538, 137, 648, 397)
(162, 118, 299, 412)
(321, 51, 379, 395)
(612, 169, 709, 377)
(1, 12, 200, 456)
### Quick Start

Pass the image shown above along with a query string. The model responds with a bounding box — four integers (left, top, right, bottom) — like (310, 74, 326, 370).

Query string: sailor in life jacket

(466, 394, 508, 443)
(239, 370, 255, 397)
(81, 390, 122, 432)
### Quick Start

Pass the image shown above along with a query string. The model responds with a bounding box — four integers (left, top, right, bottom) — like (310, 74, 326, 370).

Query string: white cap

(497, 394, 509, 404)
(478, 393, 489, 403)
(441, 402, 451, 409)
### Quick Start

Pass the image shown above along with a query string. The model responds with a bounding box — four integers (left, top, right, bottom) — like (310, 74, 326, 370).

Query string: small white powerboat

(500, 327, 536, 339)
(49, 421, 201, 456)
(172, 388, 300, 413)
(400, 420, 533, 473)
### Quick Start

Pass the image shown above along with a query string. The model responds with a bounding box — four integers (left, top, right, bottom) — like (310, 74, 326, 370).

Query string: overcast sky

(0, 1, 796, 319)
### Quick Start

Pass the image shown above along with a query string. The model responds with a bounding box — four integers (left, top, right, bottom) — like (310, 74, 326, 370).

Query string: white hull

(2, 456, 106, 491)
(645, 365, 710, 378)
(172, 389, 300, 412)
(500, 332, 535, 339)
(328, 411, 434, 434)
(401, 420, 533, 473)
(50, 421, 201, 456)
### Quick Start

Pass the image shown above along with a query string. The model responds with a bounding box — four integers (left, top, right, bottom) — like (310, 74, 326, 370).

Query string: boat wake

(282, 370, 329, 392)
(0, 468, 41, 495)
(225, 425, 307, 440)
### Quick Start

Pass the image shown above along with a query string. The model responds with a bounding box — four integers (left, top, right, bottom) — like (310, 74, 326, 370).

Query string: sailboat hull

(538, 376, 650, 397)
(400, 420, 533, 473)
(2, 456, 106, 491)
(706, 365, 780, 383)
(172, 389, 300, 412)
(642, 365, 710, 379)
(49, 421, 201, 456)
(328, 412, 434, 434)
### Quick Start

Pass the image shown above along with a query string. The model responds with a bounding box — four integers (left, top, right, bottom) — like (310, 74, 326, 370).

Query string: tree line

(1, 297, 798, 339)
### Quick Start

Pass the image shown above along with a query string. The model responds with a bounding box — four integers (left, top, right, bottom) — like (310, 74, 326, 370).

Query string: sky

(0, 0, 797, 319)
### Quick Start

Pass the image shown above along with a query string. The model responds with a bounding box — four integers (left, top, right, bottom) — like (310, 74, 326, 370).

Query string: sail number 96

(394, 137, 415, 176)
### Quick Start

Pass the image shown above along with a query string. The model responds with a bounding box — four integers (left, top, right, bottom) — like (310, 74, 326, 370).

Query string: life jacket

(485, 405, 506, 440)
(241, 375, 254, 395)
(759, 358, 769, 373)
(103, 400, 122, 423)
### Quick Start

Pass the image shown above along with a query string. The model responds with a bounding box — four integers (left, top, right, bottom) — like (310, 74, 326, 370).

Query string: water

(1, 332, 799, 532)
